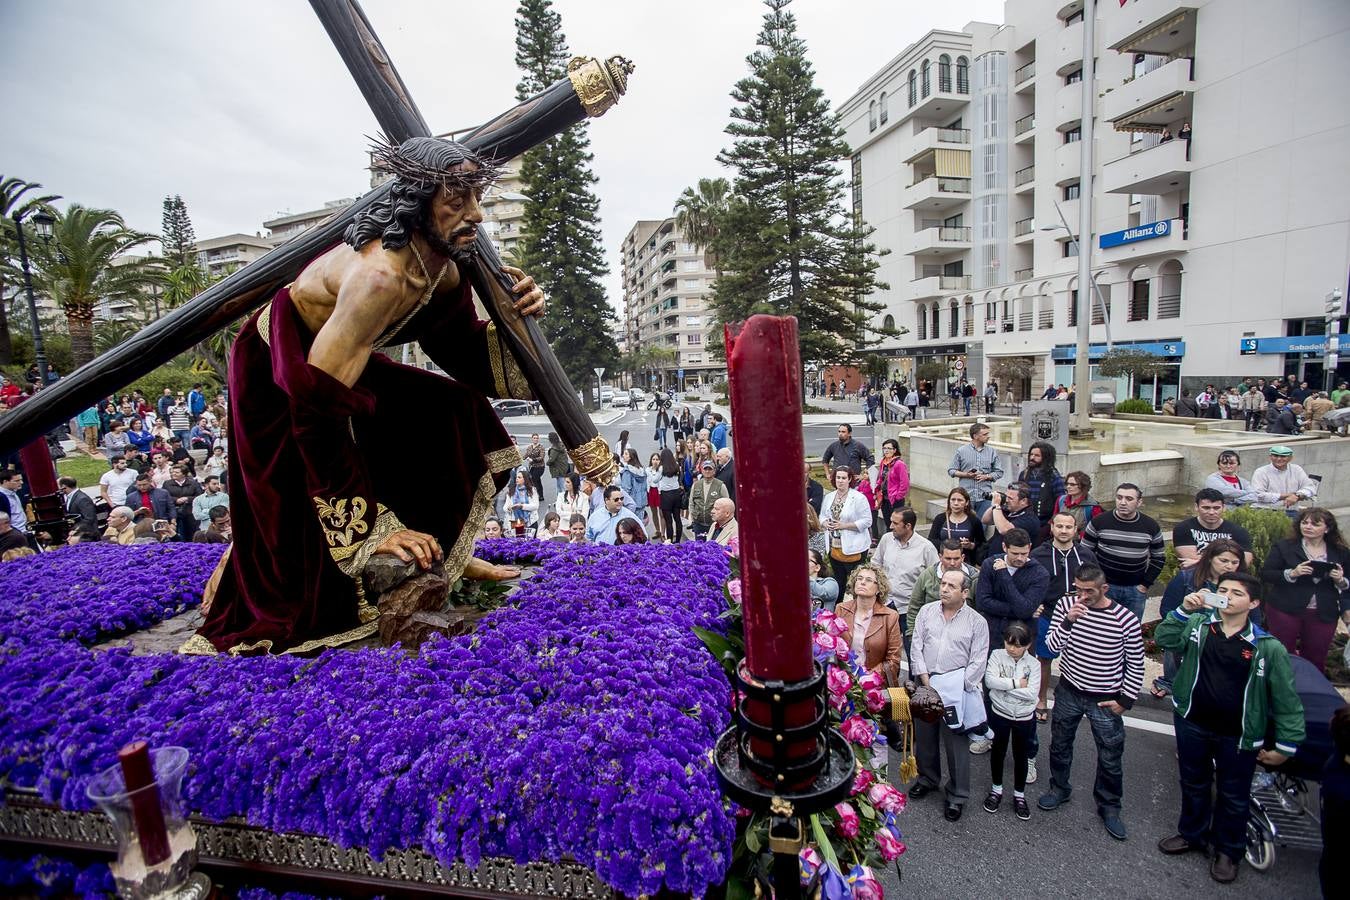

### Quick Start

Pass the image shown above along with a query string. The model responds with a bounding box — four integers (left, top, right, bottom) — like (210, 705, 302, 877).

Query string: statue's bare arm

(306, 262, 404, 388)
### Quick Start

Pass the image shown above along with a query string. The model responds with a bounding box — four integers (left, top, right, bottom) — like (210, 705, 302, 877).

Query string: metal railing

(1015, 217, 1034, 236)
(910, 175, 972, 193)
(934, 127, 971, 143)
(1015, 114, 1036, 136)
(1015, 165, 1036, 186)
(940, 275, 971, 290)
(915, 264, 943, 279)
(936, 226, 971, 242)
(1014, 267, 1034, 282)
(1157, 293, 1181, 319)
(1015, 61, 1036, 84)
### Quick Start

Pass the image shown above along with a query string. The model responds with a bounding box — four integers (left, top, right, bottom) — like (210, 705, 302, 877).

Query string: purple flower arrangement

(0, 540, 737, 897)
(0, 543, 225, 649)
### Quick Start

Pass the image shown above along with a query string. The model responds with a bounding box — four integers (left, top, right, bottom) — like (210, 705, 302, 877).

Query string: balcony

(1097, 217, 1187, 263)
(908, 84, 970, 122)
(1013, 164, 1036, 195)
(1054, 138, 1087, 185)
(1101, 138, 1191, 194)
(1054, 81, 1084, 129)
(907, 226, 972, 257)
(1106, 0, 1198, 55)
(902, 175, 971, 211)
(1013, 217, 1035, 244)
(1014, 267, 1034, 282)
(1104, 57, 1195, 128)
(1014, 114, 1036, 144)
(903, 127, 972, 163)
(1014, 61, 1037, 92)
(912, 272, 971, 299)
(1056, 20, 1088, 76)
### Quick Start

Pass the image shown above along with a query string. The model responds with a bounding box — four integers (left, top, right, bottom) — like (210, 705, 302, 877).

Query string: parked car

(491, 399, 533, 418)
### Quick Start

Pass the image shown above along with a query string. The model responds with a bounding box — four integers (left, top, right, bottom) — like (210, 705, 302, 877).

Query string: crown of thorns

(367, 135, 503, 192)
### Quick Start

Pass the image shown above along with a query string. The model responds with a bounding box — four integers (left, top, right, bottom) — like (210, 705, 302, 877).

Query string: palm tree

(0, 177, 61, 365)
(673, 177, 731, 274)
(26, 205, 158, 370)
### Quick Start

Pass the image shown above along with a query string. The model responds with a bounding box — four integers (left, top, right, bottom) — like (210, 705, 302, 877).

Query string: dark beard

(421, 222, 479, 267)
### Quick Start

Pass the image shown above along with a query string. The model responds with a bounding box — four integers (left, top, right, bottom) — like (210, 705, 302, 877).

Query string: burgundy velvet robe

(187, 278, 521, 655)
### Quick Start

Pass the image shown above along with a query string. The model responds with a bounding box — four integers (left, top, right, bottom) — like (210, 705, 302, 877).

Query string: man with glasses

(1081, 483, 1164, 622)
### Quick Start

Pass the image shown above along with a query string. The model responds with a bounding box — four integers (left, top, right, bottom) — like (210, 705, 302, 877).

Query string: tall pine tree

(160, 195, 197, 269)
(513, 0, 617, 393)
(711, 0, 889, 372)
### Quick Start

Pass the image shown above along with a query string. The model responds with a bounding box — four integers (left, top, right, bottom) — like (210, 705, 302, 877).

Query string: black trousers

(990, 710, 1035, 792)
(658, 489, 684, 543)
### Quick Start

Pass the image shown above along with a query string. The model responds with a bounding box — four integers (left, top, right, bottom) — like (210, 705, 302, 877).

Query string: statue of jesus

(183, 137, 541, 656)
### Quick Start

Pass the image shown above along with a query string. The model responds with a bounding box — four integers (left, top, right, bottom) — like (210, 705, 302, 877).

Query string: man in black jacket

(821, 424, 874, 476)
(125, 473, 175, 523)
(163, 464, 203, 541)
(806, 462, 823, 514)
(715, 448, 736, 504)
(58, 477, 100, 542)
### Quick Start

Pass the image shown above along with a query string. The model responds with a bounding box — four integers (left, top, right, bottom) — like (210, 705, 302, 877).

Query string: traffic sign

(593, 367, 606, 379)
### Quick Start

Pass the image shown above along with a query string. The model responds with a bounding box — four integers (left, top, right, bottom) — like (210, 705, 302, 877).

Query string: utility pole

(1071, 0, 1097, 433)
(1326, 288, 1344, 392)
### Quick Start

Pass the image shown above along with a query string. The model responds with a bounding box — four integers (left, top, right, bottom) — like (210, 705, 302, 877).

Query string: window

(1128, 280, 1149, 321)
(1063, 241, 1079, 258)
(1158, 269, 1182, 318)
(879, 92, 888, 125)
(917, 305, 927, 340)
(868, 100, 877, 132)
(949, 303, 959, 336)
(1038, 295, 1054, 329)
(956, 56, 969, 93)
(1064, 127, 1081, 144)
(939, 55, 952, 92)
(686, 355, 702, 364)
(1067, 289, 1078, 327)
(851, 154, 863, 223)
(681, 278, 700, 289)
(1092, 284, 1108, 325)
(1065, 10, 1084, 25)
(921, 61, 931, 98)
(1065, 68, 1082, 85)
(931, 303, 941, 337)
(1063, 182, 1081, 200)
(908, 70, 917, 107)
(681, 260, 700, 271)
(963, 300, 975, 336)
(883, 314, 895, 331)
(687, 333, 702, 345)
(686, 315, 701, 327)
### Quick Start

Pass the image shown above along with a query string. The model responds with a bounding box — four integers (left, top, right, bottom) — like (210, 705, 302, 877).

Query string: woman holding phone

(1261, 508, 1350, 672)
(1151, 538, 1245, 697)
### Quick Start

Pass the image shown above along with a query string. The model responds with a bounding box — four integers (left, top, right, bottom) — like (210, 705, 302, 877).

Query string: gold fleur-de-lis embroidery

(313, 495, 369, 548)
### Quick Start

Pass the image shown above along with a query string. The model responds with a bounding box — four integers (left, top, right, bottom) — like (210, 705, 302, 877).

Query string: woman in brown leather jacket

(835, 562, 904, 683)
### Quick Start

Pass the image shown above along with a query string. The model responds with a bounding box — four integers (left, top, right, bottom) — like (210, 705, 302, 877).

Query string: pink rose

(867, 782, 906, 814)
(875, 829, 906, 862)
(841, 714, 875, 748)
(726, 577, 743, 604)
(823, 612, 850, 637)
(864, 687, 887, 713)
(857, 671, 885, 692)
(827, 666, 853, 698)
(834, 802, 860, 839)
(813, 631, 838, 657)
(848, 865, 885, 899)
(850, 766, 875, 795)
(834, 635, 852, 661)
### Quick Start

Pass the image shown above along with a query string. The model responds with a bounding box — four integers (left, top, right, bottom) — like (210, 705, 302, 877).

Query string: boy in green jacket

(1153, 571, 1304, 884)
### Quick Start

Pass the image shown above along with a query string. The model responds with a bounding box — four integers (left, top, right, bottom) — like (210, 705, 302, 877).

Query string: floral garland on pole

(697, 569, 907, 900)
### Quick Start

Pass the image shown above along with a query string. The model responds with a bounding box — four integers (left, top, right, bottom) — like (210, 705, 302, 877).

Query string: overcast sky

(4, 0, 1004, 316)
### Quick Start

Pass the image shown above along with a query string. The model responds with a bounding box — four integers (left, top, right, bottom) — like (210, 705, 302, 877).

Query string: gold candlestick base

(567, 435, 618, 485)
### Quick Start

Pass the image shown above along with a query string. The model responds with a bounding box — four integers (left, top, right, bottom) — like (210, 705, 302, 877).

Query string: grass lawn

(57, 454, 109, 489)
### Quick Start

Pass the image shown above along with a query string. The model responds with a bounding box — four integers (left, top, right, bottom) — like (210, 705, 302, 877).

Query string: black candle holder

(714, 661, 854, 900)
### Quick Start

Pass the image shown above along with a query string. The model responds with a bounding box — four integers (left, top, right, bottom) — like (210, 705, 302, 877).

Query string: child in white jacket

(983, 621, 1041, 820)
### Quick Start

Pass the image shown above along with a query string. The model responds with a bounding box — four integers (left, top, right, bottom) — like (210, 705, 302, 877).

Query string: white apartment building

(620, 218, 723, 391)
(840, 0, 1350, 404)
(195, 233, 274, 279)
(263, 198, 356, 246)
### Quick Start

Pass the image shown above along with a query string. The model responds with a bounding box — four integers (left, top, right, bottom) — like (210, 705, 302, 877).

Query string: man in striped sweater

(1080, 483, 1164, 622)
(1038, 563, 1144, 842)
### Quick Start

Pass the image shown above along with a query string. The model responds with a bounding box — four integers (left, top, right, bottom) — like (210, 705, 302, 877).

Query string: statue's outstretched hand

(375, 528, 443, 570)
(502, 265, 545, 317)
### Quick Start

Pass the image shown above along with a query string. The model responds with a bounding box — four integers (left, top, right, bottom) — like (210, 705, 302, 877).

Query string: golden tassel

(886, 687, 919, 783)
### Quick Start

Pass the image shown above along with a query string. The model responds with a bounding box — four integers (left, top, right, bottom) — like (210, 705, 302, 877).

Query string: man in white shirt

(99, 457, 138, 508)
(1250, 446, 1316, 517)
(871, 508, 938, 618)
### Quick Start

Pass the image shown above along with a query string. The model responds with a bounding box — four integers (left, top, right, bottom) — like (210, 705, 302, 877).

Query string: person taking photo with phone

(1260, 507, 1350, 674)
(1153, 571, 1304, 884)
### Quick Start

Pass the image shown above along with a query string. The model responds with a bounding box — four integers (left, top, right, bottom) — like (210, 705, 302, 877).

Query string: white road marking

(1121, 715, 1175, 736)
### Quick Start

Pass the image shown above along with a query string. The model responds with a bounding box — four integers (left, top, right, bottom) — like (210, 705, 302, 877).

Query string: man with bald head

(706, 498, 739, 549)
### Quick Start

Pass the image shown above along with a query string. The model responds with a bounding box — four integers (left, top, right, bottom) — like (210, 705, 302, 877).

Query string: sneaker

(1102, 813, 1128, 841)
(1037, 789, 1071, 811)
(1025, 760, 1037, 784)
(968, 738, 993, 755)
(1013, 796, 1030, 820)
(983, 791, 1002, 814)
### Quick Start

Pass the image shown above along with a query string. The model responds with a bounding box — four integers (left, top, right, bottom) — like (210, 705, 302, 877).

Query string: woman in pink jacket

(872, 439, 911, 534)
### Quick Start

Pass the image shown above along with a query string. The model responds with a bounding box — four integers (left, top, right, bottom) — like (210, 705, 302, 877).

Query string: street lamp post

(12, 208, 55, 388)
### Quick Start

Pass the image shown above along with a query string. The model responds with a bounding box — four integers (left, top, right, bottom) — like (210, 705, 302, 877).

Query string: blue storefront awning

(1052, 341, 1185, 361)
(1239, 336, 1328, 355)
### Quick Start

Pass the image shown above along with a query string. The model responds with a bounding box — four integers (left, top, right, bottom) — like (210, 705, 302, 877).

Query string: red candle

(17, 437, 59, 497)
(724, 315, 812, 682)
(118, 741, 171, 867)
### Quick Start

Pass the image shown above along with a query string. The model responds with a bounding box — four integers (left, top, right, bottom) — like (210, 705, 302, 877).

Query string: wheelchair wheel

(1245, 819, 1276, 872)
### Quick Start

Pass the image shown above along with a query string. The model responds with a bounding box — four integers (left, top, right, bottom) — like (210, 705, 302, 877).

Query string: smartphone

(1200, 590, 1229, 610)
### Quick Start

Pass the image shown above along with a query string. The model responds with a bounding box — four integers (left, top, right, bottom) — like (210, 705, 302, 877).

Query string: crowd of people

(0, 381, 231, 557)
(811, 419, 1345, 885)
(1163, 375, 1350, 435)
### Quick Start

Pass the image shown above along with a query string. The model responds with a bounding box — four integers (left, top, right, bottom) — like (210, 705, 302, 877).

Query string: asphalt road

(877, 699, 1321, 899)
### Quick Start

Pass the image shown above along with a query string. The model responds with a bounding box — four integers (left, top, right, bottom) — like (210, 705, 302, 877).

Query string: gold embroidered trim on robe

(485, 322, 534, 401)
